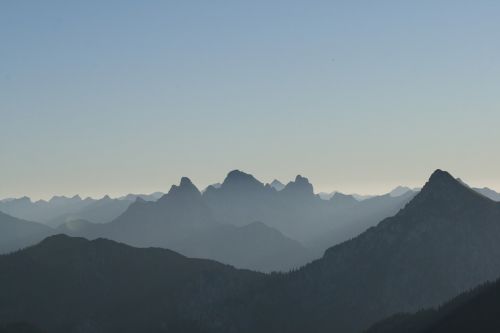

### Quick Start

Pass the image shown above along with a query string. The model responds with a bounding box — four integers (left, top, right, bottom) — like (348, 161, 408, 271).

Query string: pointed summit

(399, 169, 492, 216)
(420, 169, 467, 195)
(282, 175, 314, 197)
(159, 177, 201, 203)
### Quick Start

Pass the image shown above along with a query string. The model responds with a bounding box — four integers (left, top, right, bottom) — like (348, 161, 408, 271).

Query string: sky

(1, 1, 499, 200)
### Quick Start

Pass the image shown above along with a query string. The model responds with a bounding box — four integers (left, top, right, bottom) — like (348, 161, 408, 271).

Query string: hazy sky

(1, 1, 499, 200)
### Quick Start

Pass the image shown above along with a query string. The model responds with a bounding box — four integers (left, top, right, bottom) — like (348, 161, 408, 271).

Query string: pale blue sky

(1, 1, 499, 199)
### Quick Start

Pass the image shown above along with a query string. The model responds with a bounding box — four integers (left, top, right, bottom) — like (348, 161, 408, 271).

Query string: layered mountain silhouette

(65, 177, 312, 272)
(3, 169, 500, 332)
(0, 170, 423, 271)
(203, 170, 416, 246)
(0, 193, 161, 228)
(46, 196, 132, 227)
(0, 196, 92, 225)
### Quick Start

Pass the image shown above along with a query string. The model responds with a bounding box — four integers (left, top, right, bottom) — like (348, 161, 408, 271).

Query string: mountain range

(0, 192, 163, 228)
(1, 170, 500, 332)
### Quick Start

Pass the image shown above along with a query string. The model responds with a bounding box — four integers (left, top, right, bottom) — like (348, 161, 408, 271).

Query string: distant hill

(473, 187, 500, 201)
(0, 193, 162, 228)
(0, 211, 55, 253)
(175, 221, 313, 272)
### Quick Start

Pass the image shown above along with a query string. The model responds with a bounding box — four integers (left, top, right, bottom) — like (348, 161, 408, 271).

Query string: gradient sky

(1, 1, 499, 200)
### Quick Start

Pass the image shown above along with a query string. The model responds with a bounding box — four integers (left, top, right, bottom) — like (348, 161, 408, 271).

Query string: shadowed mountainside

(0, 235, 266, 333)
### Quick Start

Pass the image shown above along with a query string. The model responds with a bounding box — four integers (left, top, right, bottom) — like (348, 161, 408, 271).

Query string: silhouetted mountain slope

(474, 187, 500, 201)
(309, 190, 416, 253)
(366, 278, 500, 333)
(0, 211, 55, 253)
(0, 235, 265, 333)
(256, 169, 500, 332)
(93, 177, 216, 247)
(176, 221, 313, 272)
(0, 322, 46, 333)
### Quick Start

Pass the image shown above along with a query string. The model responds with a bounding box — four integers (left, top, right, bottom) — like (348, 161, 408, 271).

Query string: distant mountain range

(0, 192, 163, 228)
(1, 170, 420, 272)
(2, 169, 500, 332)
(2, 170, 499, 273)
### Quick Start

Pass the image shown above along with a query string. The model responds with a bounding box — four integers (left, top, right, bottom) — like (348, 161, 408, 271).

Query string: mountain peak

(160, 177, 201, 202)
(224, 169, 258, 182)
(221, 170, 263, 191)
(419, 169, 467, 195)
(180, 177, 194, 188)
(398, 169, 490, 216)
(282, 175, 314, 197)
(428, 169, 455, 183)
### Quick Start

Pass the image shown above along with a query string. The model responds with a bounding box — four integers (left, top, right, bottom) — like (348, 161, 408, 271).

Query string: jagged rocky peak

(160, 177, 201, 202)
(282, 175, 314, 196)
